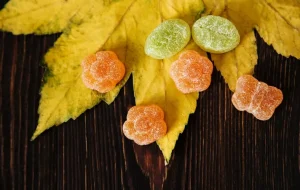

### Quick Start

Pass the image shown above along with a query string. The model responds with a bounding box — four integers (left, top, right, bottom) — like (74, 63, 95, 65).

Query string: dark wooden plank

(2, 31, 299, 189)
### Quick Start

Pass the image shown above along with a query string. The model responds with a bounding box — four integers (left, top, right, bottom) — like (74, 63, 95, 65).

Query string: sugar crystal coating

(192, 15, 240, 53)
(123, 105, 167, 145)
(81, 51, 125, 93)
(169, 50, 213, 93)
(232, 75, 283, 120)
(145, 19, 191, 59)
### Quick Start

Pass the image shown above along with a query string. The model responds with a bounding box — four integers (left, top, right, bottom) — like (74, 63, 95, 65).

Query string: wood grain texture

(0, 5, 300, 190)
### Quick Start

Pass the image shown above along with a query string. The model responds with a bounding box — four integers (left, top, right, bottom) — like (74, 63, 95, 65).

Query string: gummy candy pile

(81, 15, 283, 146)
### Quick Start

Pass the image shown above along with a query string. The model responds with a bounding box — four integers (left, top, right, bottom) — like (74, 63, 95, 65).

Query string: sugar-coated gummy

(192, 15, 240, 53)
(123, 105, 167, 145)
(169, 50, 213, 93)
(81, 51, 125, 93)
(145, 19, 191, 59)
(232, 75, 283, 121)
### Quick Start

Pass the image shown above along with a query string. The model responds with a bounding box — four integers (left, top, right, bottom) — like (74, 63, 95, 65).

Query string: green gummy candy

(192, 15, 240, 53)
(145, 19, 191, 59)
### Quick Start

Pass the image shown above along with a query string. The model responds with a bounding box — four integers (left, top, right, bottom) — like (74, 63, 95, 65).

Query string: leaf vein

(263, 0, 299, 32)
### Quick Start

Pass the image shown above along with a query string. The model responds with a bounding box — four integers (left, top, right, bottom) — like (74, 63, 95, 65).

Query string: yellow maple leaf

(202, 0, 300, 90)
(0, 0, 204, 162)
(30, 0, 136, 140)
(127, 1, 205, 163)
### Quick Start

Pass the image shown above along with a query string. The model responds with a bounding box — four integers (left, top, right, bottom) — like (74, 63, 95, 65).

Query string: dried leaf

(27, 0, 136, 139)
(123, 0, 205, 162)
(0, 0, 205, 162)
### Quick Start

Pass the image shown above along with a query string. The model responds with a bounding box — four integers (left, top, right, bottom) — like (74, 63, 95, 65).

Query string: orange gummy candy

(81, 51, 125, 93)
(170, 50, 213, 93)
(232, 75, 283, 120)
(123, 105, 167, 145)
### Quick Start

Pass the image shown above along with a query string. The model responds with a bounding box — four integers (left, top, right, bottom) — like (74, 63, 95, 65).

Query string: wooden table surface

(1, 6, 300, 190)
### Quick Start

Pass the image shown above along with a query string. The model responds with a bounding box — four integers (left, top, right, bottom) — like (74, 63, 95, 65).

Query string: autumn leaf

(202, 0, 300, 90)
(0, 0, 205, 162)
(1, 0, 137, 140)
(31, 0, 136, 140)
(117, 1, 205, 162)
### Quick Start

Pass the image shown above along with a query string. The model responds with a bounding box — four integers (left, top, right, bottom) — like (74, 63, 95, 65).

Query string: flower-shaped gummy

(232, 75, 283, 120)
(170, 50, 213, 93)
(123, 105, 167, 145)
(81, 51, 125, 93)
